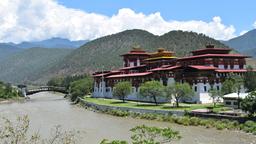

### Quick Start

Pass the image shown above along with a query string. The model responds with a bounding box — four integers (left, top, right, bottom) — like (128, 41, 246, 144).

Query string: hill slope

(223, 29, 256, 57)
(48, 29, 227, 76)
(0, 48, 73, 84)
(0, 44, 23, 60)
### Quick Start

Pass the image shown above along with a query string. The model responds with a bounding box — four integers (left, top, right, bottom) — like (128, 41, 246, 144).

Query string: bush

(0, 82, 21, 99)
(241, 121, 256, 134)
(189, 117, 201, 126)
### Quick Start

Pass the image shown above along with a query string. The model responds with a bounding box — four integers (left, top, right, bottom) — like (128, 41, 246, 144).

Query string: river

(0, 92, 255, 144)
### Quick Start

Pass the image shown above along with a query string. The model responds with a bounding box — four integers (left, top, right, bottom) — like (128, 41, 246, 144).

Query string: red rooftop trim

(178, 54, 250, 60)
(215, 69, 247, 73)
(106, 72, 152, 78)
(188, 65, 216, 70)
(149, 65, 181, 71)
(93, 71, 120, 77)
(192, 48, 232, 53)
(119, 65, 146, 70)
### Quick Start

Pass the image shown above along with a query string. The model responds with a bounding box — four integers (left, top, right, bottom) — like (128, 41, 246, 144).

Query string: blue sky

(58, 0, 256, 34)
(1, 0, 255, 43)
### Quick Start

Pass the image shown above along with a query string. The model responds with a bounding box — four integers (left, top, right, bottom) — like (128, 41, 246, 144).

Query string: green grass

(83, 96, 230, 112)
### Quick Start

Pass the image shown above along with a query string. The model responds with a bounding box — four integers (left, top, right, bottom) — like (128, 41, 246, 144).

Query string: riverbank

(83, 96, 230, 112)
(78, 97, 256, 135)
(0, 97, 25, 104)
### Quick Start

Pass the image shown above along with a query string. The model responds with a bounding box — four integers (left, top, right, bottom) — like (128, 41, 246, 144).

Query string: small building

(223, 93, 248, 108)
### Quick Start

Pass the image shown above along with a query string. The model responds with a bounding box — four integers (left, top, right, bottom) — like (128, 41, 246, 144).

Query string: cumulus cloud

(0, 0, 237, 43)
(254, 21, 256, 28)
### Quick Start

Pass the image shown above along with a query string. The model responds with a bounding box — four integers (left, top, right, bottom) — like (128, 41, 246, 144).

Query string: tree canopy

(69, 76, 93, 101)
(165, 82, 194, 107)
(244, 65, 256, 92)
(241, 91, 256, 116)
(139, 81, 165, 105)
(208, 88, 222, 107)
(113, 81, 132, 102)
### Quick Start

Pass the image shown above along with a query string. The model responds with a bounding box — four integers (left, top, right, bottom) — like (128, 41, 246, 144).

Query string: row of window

(194, 85, 220, 92)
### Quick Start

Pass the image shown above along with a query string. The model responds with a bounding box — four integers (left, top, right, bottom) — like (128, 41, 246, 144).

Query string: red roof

(119, 65, 146, 70)
(192, 48, 231, 53)
(188, 65, 216, 70)
(149, 65, 181, 71)
(93, 71, 120, 77)
(106, 72, 152, 78)
(179, 54, 250, 60)
(215, 69, 247, 73)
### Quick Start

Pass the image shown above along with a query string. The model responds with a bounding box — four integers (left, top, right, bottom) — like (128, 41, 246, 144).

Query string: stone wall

(78, 97, 184, 116)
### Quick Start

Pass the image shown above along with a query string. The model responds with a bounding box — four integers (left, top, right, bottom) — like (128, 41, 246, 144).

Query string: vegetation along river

(0, 92, 255, 144)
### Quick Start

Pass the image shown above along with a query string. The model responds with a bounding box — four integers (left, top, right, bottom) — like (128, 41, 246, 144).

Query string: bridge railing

(25, 86, 68, 95)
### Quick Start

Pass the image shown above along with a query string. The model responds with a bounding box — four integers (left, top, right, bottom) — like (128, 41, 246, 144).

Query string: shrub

(189, 117, 201, 126)
(241, 121, 256, 134)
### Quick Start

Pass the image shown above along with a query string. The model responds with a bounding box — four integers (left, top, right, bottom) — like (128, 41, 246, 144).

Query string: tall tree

(244, 65, 256, 92)
(70, 76, 93, 101)
(208, 88, 222, 107)
(139, 81, 165, 105)
(221, 79, 236, 95)
(165, 82, 194, 107)
(241, 91, 256, 117)
(113, 81, 132, 103)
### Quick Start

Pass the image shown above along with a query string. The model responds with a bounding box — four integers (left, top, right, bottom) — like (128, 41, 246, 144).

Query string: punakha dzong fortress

(93, 44, 250, 103)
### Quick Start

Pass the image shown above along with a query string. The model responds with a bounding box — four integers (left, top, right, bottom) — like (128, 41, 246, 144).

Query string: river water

(0, 92, 255, 144)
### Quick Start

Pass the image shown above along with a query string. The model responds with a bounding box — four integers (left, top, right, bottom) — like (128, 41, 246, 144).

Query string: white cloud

(254, 21, 256, 28)
(239, 30, 248, 36)
(0, 0, 237, 43)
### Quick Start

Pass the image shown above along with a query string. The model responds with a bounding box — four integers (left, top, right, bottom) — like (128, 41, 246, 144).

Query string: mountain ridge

(223, 29, 256, 57)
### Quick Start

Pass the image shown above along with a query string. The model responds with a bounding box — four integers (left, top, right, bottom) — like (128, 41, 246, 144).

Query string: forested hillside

(0, 48, 73, 84)
(48, 29, 227, 76)
(0, 44, 23, 60)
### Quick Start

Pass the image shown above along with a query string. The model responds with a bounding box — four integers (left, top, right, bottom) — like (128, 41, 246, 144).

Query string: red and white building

(93, 45, 250, 103)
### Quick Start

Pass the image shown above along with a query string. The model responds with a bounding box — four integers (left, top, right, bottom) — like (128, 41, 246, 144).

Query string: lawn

(83, 96, 230, 112)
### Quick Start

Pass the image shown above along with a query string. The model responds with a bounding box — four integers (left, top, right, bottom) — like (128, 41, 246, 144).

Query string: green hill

(223, 29, 256, 57)
(0, 48, 73, 84)
(0, 44, 23, 60)
(48, 29, 227, 76)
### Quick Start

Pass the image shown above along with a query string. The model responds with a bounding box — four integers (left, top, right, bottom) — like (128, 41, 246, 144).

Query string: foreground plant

(0, 115, 80, 144)
(101, 125, 181, 144)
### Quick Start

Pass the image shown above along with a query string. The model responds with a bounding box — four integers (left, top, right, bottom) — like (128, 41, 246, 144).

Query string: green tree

(47, 77, 64, 87)
(221, 79, 236, 95)
(244, 65, 256, 92)
(113, 81, 132, 103)
(165, 82, 194, 107)
(222, 75, 244, 108)
(70, 76, 93, 101)
(241, 91, 256, 117)
(139, 81, 165, 105)
(208, 88, 222, 107)
(0, 82, 20, 99)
